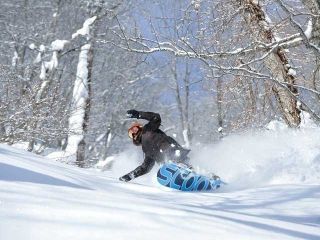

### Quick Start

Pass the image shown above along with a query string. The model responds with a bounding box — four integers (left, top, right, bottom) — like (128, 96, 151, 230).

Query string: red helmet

(128, 122, 143, 139)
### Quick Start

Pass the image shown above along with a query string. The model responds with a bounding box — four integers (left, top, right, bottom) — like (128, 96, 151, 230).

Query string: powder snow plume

(190, 123, 320, 191)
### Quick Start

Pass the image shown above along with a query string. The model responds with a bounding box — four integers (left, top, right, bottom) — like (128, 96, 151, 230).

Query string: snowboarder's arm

(127, 110, 161, 131)
(119, 156, 155, 182)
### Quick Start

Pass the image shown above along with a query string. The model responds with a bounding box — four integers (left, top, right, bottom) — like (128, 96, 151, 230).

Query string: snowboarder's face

(128, 126, 141, 139)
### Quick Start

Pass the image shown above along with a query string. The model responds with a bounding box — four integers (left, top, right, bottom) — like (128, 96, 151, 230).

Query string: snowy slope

(1, 128, 320, 240)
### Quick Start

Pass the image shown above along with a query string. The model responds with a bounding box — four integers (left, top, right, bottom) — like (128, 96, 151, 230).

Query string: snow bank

(1, 140, 319, 240)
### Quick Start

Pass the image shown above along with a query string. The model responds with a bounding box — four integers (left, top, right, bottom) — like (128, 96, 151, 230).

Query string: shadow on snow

(0, 163, 91, 190)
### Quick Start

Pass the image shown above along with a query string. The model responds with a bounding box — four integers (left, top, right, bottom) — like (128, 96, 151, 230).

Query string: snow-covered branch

(103, 31, 305, 61)
(277, 0, 320, 56)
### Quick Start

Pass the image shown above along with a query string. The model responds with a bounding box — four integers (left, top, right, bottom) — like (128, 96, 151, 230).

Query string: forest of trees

(0, 0, 319, 167)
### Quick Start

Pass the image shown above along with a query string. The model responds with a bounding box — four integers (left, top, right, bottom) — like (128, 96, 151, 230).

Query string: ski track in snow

(1, 128, 320, 240)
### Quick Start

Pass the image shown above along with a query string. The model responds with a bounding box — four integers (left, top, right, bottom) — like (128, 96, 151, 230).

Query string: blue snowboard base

(157, 163, 222, 192)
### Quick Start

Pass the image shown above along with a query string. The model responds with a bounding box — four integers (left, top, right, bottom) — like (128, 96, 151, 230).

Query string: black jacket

(120, 111, 190, 181)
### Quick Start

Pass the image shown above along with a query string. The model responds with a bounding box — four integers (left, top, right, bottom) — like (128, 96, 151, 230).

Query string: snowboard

(157, 163, 222, 192)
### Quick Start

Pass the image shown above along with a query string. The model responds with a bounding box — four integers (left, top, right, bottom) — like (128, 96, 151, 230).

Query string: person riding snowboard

(119, 110, 191, 182)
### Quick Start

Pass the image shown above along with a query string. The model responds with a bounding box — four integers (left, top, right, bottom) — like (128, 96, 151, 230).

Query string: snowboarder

(119, 110, 191, 182)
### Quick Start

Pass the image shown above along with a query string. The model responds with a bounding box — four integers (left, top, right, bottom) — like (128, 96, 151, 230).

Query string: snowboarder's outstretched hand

(119, 174, 132, 182)
(127, 109, 140, 119)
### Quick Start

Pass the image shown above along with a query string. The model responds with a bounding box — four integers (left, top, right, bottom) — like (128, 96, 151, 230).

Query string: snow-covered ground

(1, 126, 320, 240)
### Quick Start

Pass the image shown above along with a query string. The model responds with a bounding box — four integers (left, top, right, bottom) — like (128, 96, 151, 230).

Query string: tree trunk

(216, 76, 224, 137)
(239, 0, 301, 127)
(183, 63, 192, 144)
(172, 59, 192, 147)
(75, 44, 93, 167)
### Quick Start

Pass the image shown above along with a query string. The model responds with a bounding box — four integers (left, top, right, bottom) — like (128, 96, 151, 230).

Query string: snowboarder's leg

(176, 156, 193, 170)
(208, 173, 220, 180)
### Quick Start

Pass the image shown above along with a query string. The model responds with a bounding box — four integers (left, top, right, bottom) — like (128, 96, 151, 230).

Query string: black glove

(127, 109, 140, 119)
(119, 174, 132, 182)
